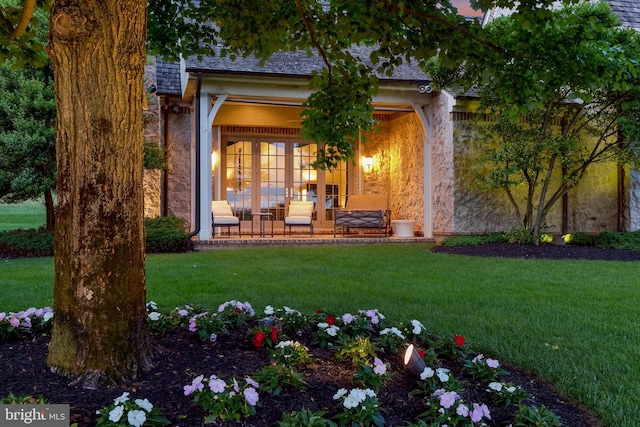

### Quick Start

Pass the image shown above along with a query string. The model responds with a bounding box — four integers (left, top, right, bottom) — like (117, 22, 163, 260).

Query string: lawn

(0, 200, 46, 231)
(1, 245, 638, 426)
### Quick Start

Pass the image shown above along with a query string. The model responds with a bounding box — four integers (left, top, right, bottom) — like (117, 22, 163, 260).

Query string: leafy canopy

(146, 0, 578, 168)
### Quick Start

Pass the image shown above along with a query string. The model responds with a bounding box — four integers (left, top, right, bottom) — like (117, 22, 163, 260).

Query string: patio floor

(194, 232, 433, 250)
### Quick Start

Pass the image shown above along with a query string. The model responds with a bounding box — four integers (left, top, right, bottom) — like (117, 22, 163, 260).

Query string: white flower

(317, 322, 329, 329)
(114, 392, 130, 405)
(326, 325, 340, 336)
(411, 319, 424, 335)
(333, 388, 348, 400)
(276, 340, 294, 348)
(127, 409, 147, 427)
(264, 305, 274, 315)
(178, 309, 188, 316)
(148, 312, 161, 321)
(420, 367, 435, 380)
(380, 327, 405, 339)
(472, 354, 484, 364)
(43, 311, 54, 322)
(146, 301, 158, 310)
(507, 386, 517, 393)
(436, 368, 450, 383)
(343, 394, 360, 409)
(135, 398, 153, 412)
(108, 405, 124, 422)
(488, 382, 503, 392)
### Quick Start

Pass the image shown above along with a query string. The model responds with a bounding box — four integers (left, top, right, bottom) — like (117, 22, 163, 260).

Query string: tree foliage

(431, 2, 640, 241)
(146, 0, 577, 169)
(0, 61, 56, 228)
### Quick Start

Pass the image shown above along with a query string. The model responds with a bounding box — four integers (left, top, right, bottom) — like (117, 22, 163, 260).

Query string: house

(147, 0, 640, 241)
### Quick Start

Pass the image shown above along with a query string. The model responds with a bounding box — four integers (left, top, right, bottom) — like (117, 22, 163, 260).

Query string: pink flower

(209, 378, 226, 393)
(183, 375, 204, 396)
(439, 391, 459, 409)
(373, 358, 387, 375)
(470, 403, 491, 422)
(456, 403, 469, 417)
(487, 358, 500, 368)
(342, 313, 354, 324)
(243, 387, 259, 406)
(9, 317, 19, 328)
(245, 377, 259, 388)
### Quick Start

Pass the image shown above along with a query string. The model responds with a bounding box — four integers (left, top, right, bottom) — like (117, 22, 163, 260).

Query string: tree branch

(9, 0, 36, 40)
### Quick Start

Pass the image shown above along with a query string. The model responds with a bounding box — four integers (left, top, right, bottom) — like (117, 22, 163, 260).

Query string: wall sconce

(211, 151, 218, 172)
(403, 344, 427, 379)
(171, 104, 181, 114)
(361, 156, 374, 173)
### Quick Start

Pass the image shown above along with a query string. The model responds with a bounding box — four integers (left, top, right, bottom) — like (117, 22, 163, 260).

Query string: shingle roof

(608, 0, 640, 30)
(155, 61, 182, 96)
(183, 45, 431, 83)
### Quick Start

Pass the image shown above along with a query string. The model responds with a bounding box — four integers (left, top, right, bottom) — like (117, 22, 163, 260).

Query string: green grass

(0, 200, 46, 231)
(1, 244, 638, 426)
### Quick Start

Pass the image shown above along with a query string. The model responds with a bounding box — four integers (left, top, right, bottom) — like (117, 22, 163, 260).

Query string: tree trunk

(44, 189, 55, 232)
(46, 0, 158, 388)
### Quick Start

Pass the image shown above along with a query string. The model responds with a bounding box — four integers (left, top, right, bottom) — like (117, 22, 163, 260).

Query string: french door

(221, 137, 347, 231)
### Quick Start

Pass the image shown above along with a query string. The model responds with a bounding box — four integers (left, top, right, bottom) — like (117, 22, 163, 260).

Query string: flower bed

(0, 302, 597, 426)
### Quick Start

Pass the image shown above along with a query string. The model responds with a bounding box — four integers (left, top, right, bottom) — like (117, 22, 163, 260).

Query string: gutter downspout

(162, 97, 170, 217)
(188, 72, 203, 239)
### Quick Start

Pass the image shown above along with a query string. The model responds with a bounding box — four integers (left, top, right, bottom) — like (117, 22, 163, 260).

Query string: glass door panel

(221, 136, 348, 232)
(225, 140, 253, 222)
(258, 140, 286, 221)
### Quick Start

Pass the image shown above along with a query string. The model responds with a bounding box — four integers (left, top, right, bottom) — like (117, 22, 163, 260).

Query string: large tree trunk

(45, 0, 158, 388)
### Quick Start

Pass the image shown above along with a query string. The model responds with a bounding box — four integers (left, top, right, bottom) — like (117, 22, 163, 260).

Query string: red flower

(251, 331, 267, 347)
(454, 335, 465, 347)
(417, 348, 425, 359)
(326, 316, 336, 326)
(315, 309, 322, 313)
(270, 326, 278, 341)
(234, 307, 242, 313)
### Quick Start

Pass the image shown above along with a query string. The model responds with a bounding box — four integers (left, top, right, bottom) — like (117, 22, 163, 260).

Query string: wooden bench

(334, 194, 390, 237)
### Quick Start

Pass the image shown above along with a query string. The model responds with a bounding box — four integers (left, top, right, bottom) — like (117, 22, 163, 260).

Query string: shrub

(564, 232, 597, 247)
(0, 216, 191, 258)
(439, 233, 506, 247)
(145, 216, 191, 253)
(595, 231, 640, 251)
(0, 228, 53, 257)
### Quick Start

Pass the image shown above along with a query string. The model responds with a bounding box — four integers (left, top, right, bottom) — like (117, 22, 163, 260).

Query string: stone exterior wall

(431, 93, 456, 237)
(143, 60, 162, 218)
(360, 113, 426, 235)
(388, 114, 424, 234)
(165, 111, 193, 228)
(451, 116, 627, 235)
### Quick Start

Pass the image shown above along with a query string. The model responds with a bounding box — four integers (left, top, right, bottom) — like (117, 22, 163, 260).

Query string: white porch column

(198, 94, 227, 240)
(411, 103, 433, 239)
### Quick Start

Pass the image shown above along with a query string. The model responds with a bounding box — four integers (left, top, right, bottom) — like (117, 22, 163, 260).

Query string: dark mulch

(1, 329, 602, 427)
(432, 242, 640, 261)
(1, 243, 624, 426)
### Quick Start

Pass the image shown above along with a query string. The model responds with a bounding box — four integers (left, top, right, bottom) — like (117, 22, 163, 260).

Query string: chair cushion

(288, 201, 314, 217)
(285, 216, 312, 225)
(345, 194, 388, 210)
(212, 201, 234, 217)
(213, 216, 239, 225)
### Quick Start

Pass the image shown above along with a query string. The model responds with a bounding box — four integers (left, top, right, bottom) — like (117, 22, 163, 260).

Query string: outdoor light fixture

(171, 104, 181, 114)
(211, 151, 218, 172)
(362, 156, 374, 173)
(403, 344, 427, 378)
